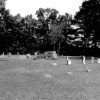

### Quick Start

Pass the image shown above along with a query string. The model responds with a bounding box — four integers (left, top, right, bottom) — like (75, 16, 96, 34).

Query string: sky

(6, 0, 83, 18)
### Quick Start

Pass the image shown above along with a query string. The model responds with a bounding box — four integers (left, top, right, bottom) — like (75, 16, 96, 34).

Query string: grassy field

(0, 56, 100, 100)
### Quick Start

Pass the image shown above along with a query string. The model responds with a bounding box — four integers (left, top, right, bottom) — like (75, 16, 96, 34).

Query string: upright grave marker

(66, 56, 71, 65)
(91, 57, 94, 63)
(82, 56, 86, 64)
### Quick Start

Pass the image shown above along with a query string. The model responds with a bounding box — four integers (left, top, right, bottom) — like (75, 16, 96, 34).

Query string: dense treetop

(0, 0, 100, 56)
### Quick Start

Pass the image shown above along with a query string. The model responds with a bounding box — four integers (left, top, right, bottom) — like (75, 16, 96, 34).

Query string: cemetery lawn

(0, 56, 100, 100)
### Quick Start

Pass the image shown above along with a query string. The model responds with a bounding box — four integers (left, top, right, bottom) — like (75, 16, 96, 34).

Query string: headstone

(8, 52, 12, 57)
(26, 54, 31, 58)
(0, 52, 4, 58)
(97, 58, 100, 63)
(68, 60, 71, 65)
(91, 57, 94, 63)
(66, 56, 71, 65)
(82, 56, 86, 64)
(32, 52, 38, 60)
(52, 51, 58, 59)
(2, 52, 4, 56)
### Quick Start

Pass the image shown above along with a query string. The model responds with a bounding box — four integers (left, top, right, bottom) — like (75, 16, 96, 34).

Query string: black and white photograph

(0, 0, 100, 99)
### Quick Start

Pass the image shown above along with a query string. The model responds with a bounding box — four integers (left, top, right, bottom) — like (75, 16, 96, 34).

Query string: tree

(0, 0, 7, 53)
(35, 8, 73, 54)
(22, 15, 38, 53)
(48, 13, 72, 55)
(35, 8, 59, 52)
(57, 13, 72, 55)
(74, 0, 100, 48)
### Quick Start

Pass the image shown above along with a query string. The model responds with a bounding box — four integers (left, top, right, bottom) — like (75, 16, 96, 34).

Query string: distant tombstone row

(81, 56, 100, 64)
(2, 51, 100, 65)
(66, 56, 100, 65)
(0, 52, 11, 57)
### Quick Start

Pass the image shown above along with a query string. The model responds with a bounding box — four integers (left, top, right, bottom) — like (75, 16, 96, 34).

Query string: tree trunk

(53, 45, 56, 51)
(57, 42, 61, 55)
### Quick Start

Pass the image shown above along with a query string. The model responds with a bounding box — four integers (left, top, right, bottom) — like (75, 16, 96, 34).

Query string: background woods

(0, 0, 100, 56)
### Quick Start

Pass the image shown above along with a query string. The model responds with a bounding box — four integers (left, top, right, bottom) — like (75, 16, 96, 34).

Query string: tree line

(0, 0, 100, 56)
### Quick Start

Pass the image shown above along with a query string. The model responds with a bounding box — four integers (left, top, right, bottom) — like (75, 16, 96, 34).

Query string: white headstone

(26, 54, 31, 58)
(0, 52, 4, 57)
(82, 56, 86, 64)
(97, 58, 100, 63)
(66, 57, 71, 65)
(2, 52, 4, 56)
(52, 51, 58, 59)
(91, 57, 94, 63)
(68, 60, 71, 65)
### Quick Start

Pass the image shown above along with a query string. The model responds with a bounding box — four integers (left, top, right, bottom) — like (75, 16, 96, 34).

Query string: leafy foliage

(0, 0, 100, 56)
(75, 0, 100, 48)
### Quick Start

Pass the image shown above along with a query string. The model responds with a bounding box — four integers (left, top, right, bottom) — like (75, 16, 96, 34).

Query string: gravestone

(26, 54, 31, 58)
(44, 51, 58, 59)
(52, 51, 58, 59)
(97, 58, 100, 63)
(8, 52, 12, 57)
(82, 56, 86, 64)
(66, 56, 71, 65)
(91, 57, 94, 63)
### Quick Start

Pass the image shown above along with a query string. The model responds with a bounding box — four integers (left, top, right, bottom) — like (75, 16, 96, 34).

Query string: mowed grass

(0, 56, 100, 100)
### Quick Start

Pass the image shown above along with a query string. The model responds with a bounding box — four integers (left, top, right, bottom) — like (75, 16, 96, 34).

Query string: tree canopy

(75, 0, 100, 48)
(0, 0, 100, 56)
